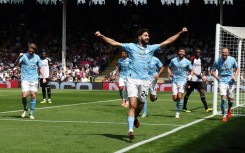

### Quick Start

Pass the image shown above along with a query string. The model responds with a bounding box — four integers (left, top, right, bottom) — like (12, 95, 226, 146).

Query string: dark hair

(178, 47, 186, 52)
(121, 50, 127, 54)
(136, 28, 150, 38)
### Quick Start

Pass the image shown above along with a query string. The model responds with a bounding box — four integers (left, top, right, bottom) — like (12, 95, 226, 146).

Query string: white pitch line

(114, 114, 215, 153)
(0, 118, 184, 127)
(0, 99, 121, 114)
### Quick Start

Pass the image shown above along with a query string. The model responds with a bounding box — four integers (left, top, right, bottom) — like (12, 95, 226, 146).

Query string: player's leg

(124, 87, 129, 107)
(227, 84, 235, 118)
(21, 81, 29, 118)
(119, 77, 126, 107)
(219, 84, 228, 122)
(40, 78, 46, 103)
(135, 81, 149, 123)
(183, 81, 193, 112)
(172, 83, 180, 118)
(29, 81, 38, 119)
(172, 83, 178, 102)
(141, 99, 147, 118)
(197, 82, 212, 112)
(175, 83, 185, 118)
(47, 79, 52, 103)
(126, 78, 138, 139)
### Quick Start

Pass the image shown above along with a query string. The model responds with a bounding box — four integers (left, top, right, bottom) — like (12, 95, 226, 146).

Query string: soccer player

(15, 43, 46, 119)
(182, 48, 213, 113)
(168, 47, 192, 118)
(116, 51, 130, 108)
(39, 51, 53, 104)
(211, 47, 239, 122)
(95, 27, 187, 140)
(141, 56, 164, 118)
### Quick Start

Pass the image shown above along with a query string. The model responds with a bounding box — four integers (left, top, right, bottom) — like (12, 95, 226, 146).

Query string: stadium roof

(0, 0, 235, 5)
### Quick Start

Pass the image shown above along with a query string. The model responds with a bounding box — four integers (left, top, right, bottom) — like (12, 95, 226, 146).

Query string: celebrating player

(116, 51, 130, 108)
(141, 56, 164, 118)
(95, 27, 187, 140)
(168, 47, 192, 118)
(15, 43, 46, 119)
(211, 47, 239, 122)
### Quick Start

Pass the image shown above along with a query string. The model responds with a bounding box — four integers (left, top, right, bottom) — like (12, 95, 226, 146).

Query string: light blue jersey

(169, 57, 192, 83)
(148, 56, 163, 78)
(122, 43, 161, 80)
(118, 57, 130, 79)
(211, 56, 238, 84)
(20, 53, 42, 81)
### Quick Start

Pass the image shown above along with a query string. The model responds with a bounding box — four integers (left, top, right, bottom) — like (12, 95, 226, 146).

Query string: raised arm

(160, 27, 188, 49)
(95, 31, 122, 47)
(15, 53, 24, 66)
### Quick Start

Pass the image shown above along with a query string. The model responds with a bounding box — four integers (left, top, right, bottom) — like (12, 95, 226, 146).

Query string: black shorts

(186, 81, 204, 92)
(39, 78, 51, 88)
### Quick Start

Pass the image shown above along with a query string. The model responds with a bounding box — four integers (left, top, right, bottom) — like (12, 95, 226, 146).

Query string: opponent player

(39, 51, 53, 104)
(183, 48, 213, 113)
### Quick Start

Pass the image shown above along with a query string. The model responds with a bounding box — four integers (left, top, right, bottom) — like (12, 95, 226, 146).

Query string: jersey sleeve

(211, 60, 218, 71)
(121, 43, 132, 53)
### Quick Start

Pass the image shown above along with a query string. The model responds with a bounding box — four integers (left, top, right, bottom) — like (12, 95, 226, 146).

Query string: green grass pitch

(0, 89, 244, 153)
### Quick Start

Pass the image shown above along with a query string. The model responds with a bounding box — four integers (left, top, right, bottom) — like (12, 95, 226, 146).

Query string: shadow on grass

(129, 116, 245, 153)
(1, 115, 22, 118)
(101, 134, 133, 143)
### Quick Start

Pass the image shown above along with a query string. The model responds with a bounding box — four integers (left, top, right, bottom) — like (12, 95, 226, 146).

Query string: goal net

(213, 24, 245, 116)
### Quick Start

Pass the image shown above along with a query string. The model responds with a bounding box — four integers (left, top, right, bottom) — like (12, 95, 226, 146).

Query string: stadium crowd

(0, 0, 243, 82)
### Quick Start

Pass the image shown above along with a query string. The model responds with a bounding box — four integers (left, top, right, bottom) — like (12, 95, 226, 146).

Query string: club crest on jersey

(140, 50, 144, 54)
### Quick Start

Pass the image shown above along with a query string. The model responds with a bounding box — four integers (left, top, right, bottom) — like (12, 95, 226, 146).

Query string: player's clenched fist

(19, 53, 24, 58)
(95, 31, 102, 37)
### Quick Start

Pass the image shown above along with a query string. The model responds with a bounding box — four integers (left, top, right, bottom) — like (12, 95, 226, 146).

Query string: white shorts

(127, 77, 150, 102)
(21, 81, 38, 92)
(118, 77, 127, 87)
(149, 78, 157, 95)
(172, 82, 186, 95)
(219, 84, 235, 98)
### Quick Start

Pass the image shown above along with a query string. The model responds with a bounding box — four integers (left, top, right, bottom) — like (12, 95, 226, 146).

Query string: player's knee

(200, 90, 205, 97)
(22, 93, 28, 98)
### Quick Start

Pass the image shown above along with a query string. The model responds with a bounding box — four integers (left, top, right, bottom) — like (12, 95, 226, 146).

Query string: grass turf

(0, 89, 244, 153)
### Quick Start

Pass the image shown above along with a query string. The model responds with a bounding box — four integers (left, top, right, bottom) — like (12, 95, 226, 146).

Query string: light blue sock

(128, 116, 134, 131)
(143, 100, 147, 114)
(119, 90, 124, 100)
(176, 99, 183, 113)
(228, 101, 233, 110)
(221, 98, 227, 116)
(30, 98, 36, 115)
(22, 97, 28, 111)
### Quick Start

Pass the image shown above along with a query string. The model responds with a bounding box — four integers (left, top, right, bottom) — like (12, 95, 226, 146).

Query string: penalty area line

(114, 114, 215, 153)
